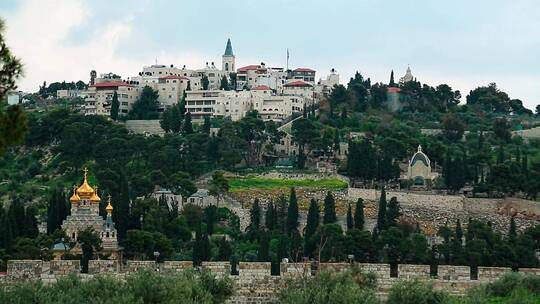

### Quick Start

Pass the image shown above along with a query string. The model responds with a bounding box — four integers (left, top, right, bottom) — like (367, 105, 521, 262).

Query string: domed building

(59, 168, 120, 259)
(407, 145, 437, 187)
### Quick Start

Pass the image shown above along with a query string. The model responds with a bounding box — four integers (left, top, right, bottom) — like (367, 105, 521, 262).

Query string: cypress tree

(389, 70, 395, 87)
(170, 104, 182, 133)
(0, 207, 13, 250)
(202, 116, 211, 134)
(286, 188, 299, 234)
(265, 201, 276, 231)
(250, 199, 261, 232)
(305, 199, 320, 239)
(110, 91, 119, 121)
(217, 236, 231, 261)
(47, 189, 59, 235)
(354, 198, 365, 229)
(113, 173, 130, 240)
(376, 188, 387, 231)
(455, 219, 463, 241)
(277, 234, 288, 261)
(183, 112, 193, 134)
(323, 191, 337, 224)
(24, 206, 39, 238)
(304, 199, 320, 257)
(9, 197, 25, 238)
(258, 232, 270, 262)
(508, 216, 517, 243)
(346, 204, 354, 231)
(276, 195, 288, 233)
(386, 197, 400, 227)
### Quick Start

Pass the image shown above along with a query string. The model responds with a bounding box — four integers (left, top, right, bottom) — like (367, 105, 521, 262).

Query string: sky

(1, 0, 539, 109)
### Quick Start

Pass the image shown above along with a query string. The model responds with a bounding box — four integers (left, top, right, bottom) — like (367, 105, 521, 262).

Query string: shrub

(0, 270, 233, 304)
(278, 270, 379, 304)
(386, 280, 449, 304)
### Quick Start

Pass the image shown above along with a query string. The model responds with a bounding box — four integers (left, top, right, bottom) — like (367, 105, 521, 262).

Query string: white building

(85, 81, 140, 116)
(406, 145, 438, 186)
(399, 66, 414, 84)
(317, 68, 340, 96)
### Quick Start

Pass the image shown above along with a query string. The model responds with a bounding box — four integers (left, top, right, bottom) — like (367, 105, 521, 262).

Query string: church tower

(222, 38, 235, 73)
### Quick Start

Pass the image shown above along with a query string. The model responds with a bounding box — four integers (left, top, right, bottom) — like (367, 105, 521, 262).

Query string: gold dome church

(59, 168, 120, 259)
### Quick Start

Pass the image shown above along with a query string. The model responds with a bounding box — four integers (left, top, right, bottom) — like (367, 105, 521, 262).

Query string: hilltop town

(2, 33, 540, 304)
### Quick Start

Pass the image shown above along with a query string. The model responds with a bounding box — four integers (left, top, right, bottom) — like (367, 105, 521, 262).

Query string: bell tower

(222, 38, 235, 73)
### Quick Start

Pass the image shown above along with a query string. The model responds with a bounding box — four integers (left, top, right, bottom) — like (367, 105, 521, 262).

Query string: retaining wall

(4, 260, 539, 304)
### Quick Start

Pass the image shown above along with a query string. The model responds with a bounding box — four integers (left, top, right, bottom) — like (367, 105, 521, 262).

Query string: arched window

(225, 63, 229, 71)
(106, 232, 110, 238)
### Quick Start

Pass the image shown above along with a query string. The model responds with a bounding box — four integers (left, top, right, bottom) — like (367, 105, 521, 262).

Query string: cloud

(3, 0, 207, 92)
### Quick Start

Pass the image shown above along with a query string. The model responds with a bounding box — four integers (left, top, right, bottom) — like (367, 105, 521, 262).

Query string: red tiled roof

(253, 85, 271, 90)
(387, 87, 401, 93)
(294, 68, 315, 72)
(284, 80, 313, 88)
(90, 81, 131, 88)
(159, 75, 190, 80)
(237, 65, 263, 72)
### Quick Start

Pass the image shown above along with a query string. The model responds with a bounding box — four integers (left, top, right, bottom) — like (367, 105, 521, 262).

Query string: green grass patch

(229, 177, 348, 192)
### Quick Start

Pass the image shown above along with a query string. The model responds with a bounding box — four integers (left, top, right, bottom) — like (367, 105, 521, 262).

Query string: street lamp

(154, 251, 160, 271)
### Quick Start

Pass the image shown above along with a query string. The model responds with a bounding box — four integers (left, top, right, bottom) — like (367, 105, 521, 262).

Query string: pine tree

(250, 199, 261, 232)
(389, 70, 395, 87)
(258, 231, 270, 262)
(183, 112, 193, 134)
(265, 201, 276, 231)
(323, 191, 337, 224)
(346, 204, 354, 231)
(354, 198, 365, 229)
(376, 188, 387, 231)
(286, 188, 299, 234)
(110, 91, 119, 121)
(386, 197, 400, 227)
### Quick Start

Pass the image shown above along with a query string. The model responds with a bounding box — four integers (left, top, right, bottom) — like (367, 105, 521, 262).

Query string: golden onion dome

(105, 196, 113, 214)
(69, 185, 80, 203)
(76, 168, 95, 198)
(89, 186, 101, 203)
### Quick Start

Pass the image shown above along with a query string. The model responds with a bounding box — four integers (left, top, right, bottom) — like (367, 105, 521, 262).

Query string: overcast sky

(1, 0, 539, 109)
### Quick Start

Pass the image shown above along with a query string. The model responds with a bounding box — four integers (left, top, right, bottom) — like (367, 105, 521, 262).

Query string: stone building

(406, 145, 437, 187)
(60, 169, 120, 259)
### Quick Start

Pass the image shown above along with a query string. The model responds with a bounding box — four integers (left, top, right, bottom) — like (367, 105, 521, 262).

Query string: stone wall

(88, 260, 118, 274)
(202, 261, 231, 278)
(126, 260, 156, 273)
(161, 261, 193, 273)
(437, 265, 470, 281)
(4, 260, 540, 304)
(477, 267, 512, 282)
